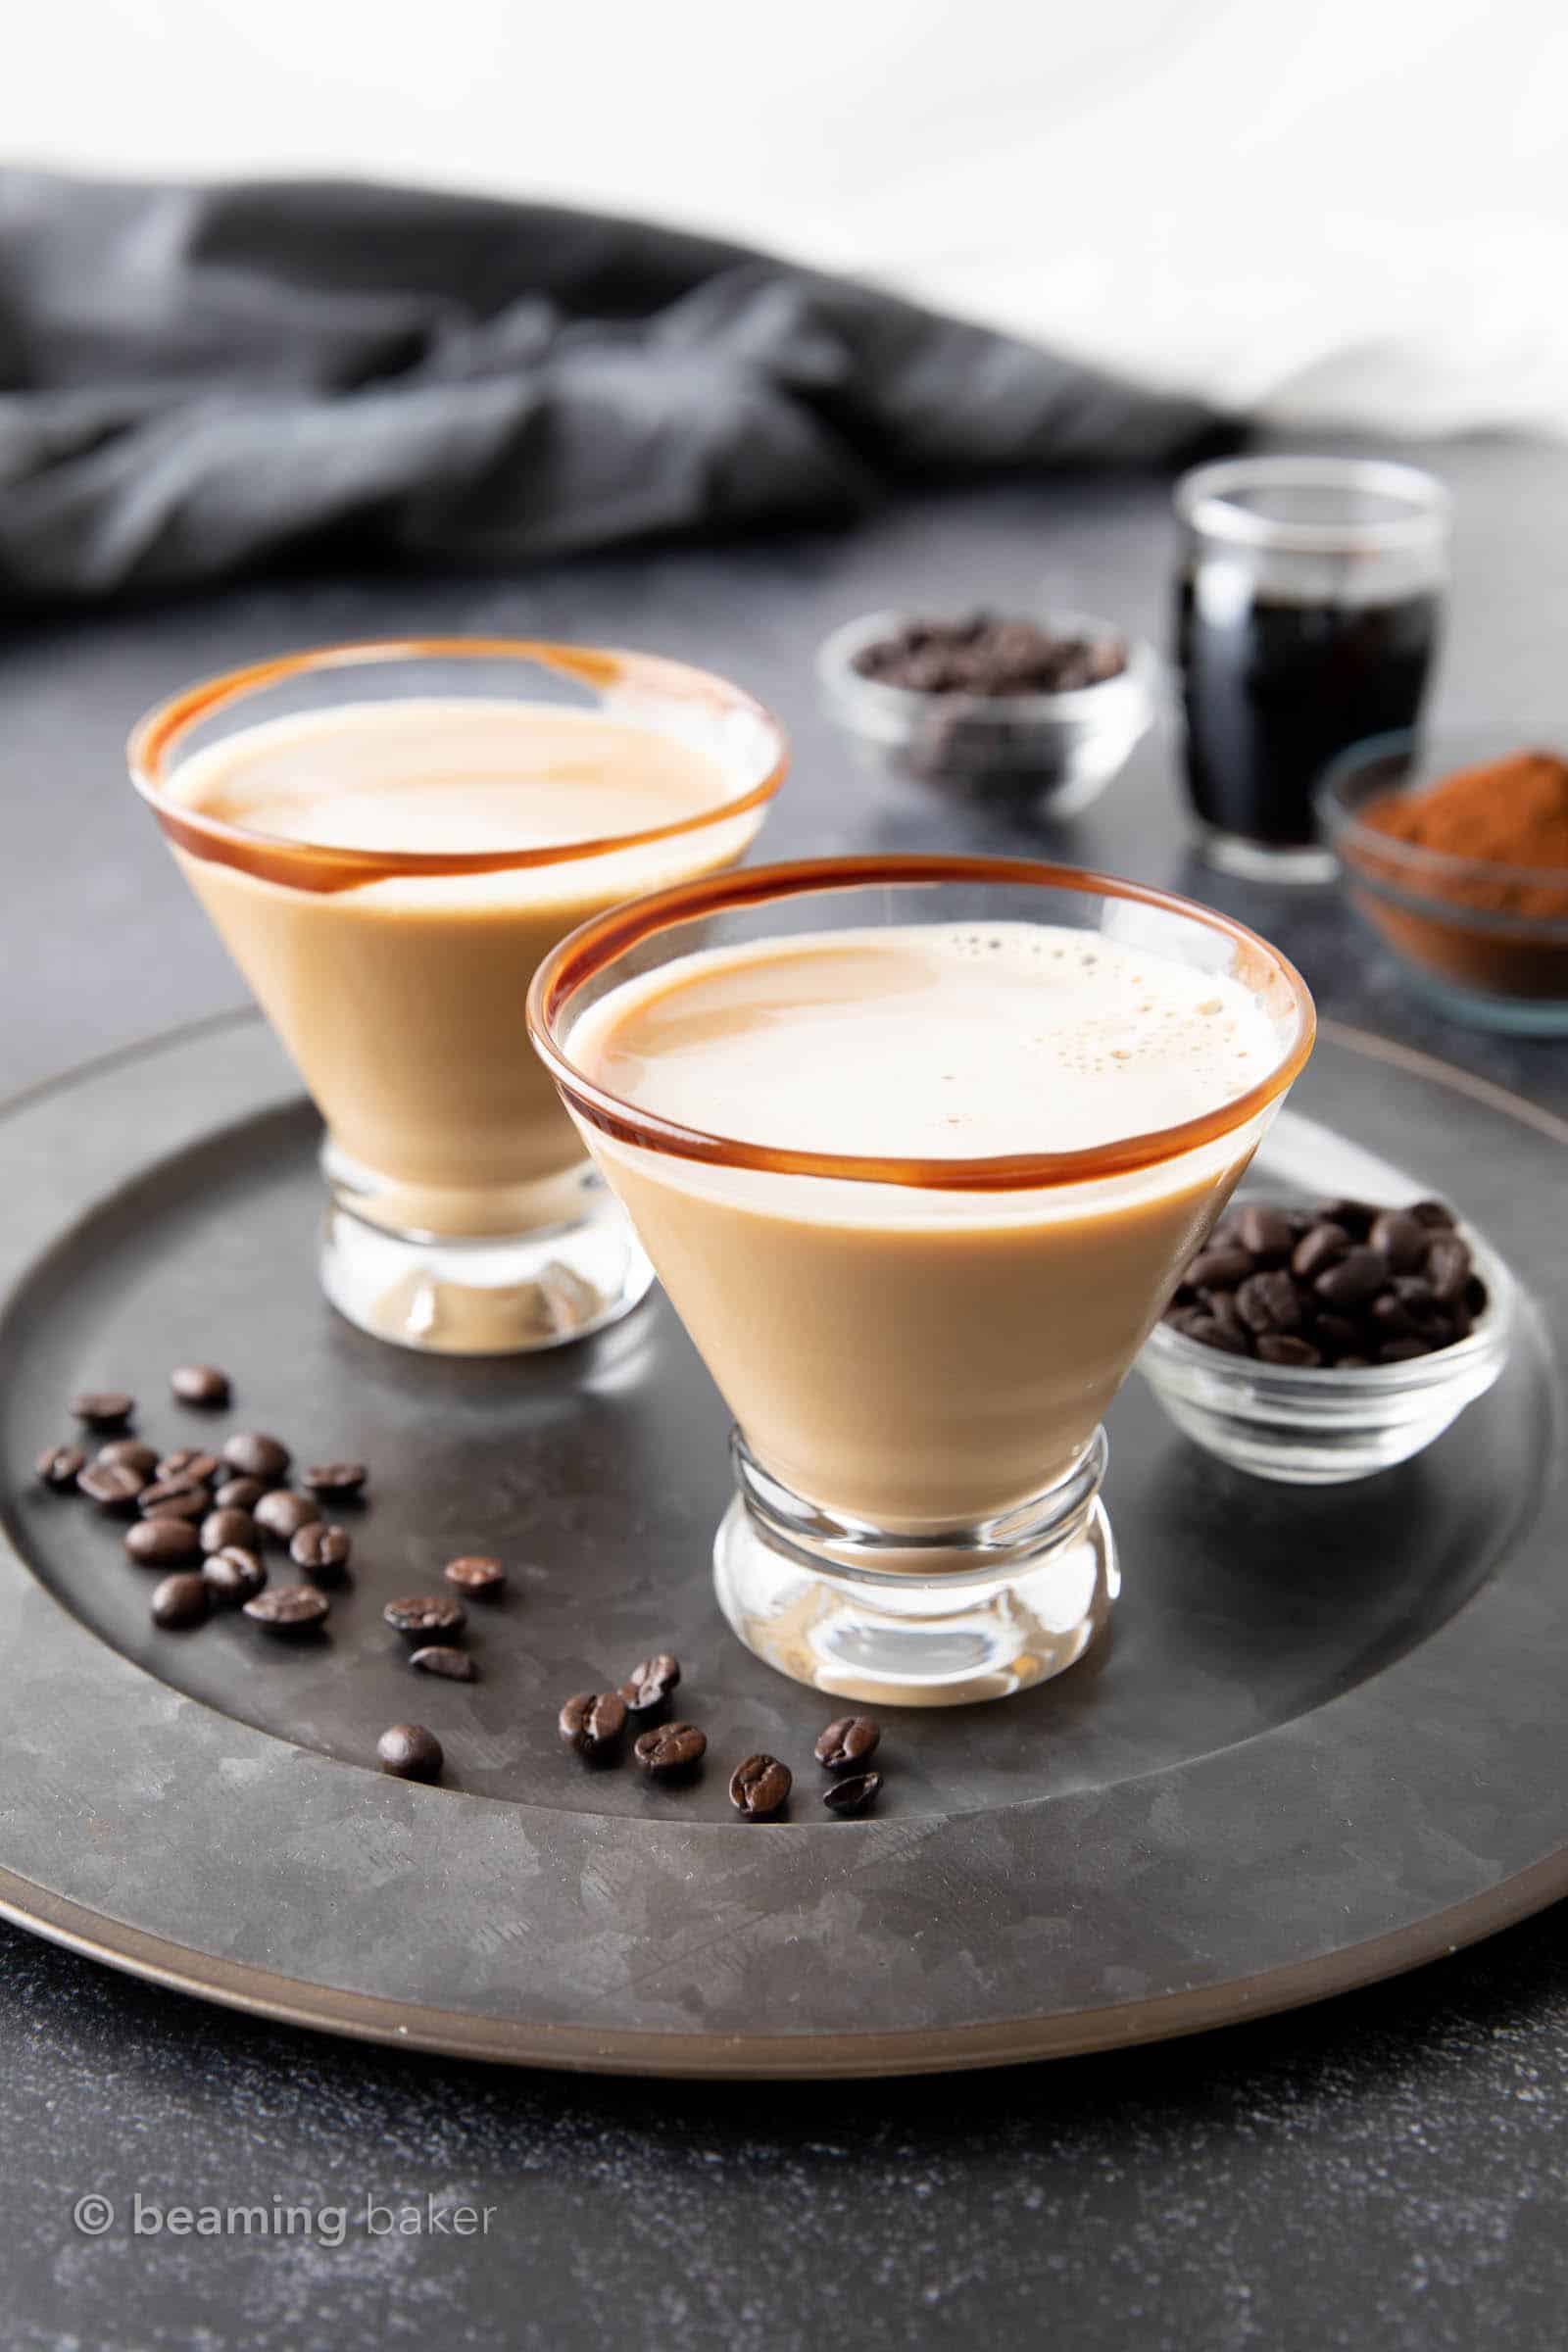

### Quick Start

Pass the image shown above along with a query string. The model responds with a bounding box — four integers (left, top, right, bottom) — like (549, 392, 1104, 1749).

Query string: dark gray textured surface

(2, 433, 1566, 2339)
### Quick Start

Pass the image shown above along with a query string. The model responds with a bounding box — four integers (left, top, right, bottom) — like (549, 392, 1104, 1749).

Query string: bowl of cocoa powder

(1320, 728, 1568, 1034)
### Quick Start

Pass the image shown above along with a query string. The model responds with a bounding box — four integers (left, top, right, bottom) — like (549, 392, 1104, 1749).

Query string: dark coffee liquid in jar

(1173, 459, 1450, 882)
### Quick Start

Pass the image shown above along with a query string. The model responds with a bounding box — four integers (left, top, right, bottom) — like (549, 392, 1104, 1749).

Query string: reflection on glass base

(319, 1173, 655, 1355)
(1194, 823, 1338, 886)
(713, 1432, 1119, 1707)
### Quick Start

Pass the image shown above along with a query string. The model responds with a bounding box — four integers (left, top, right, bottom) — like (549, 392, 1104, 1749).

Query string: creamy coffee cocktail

(130, 644, 785, 1352)
(531, 859, 1313, 1702)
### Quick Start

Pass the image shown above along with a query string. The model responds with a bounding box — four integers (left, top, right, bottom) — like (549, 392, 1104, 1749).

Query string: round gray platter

(0, 1013, 1563, 2077)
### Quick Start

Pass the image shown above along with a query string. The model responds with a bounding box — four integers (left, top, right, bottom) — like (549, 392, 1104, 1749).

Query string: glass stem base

(318, 1155, 654, 1355)
(712, 1430, 1119, 1707)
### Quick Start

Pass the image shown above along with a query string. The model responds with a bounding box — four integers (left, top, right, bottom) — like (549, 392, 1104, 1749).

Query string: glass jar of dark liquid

(1174, 457, 1450, 881)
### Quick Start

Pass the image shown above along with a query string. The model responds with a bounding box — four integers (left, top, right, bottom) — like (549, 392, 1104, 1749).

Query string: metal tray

(0, 1014, 1563, 2075)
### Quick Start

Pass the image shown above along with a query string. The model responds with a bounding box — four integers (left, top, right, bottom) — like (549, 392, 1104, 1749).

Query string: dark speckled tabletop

(3, 432, 1565, 2348)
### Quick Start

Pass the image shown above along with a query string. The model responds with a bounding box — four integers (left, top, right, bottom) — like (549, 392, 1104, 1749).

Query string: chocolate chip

(1186, 1247, 1253, 1292)
(443, 1554, 507, 1597)
(559, 1690, 627, 1759)
(1235, 1204, 1294, 1263)
(71, 1391, 133, 1431)
(171, 1364, 230, 1408)
(1408, 1200, 1457, 1230)
(1369, 1211, 1429, 1274)
(291, 1522, 351, 1583)
(152, 1571, 210, 1628)
(253, 1489, 321, 1544)
(822, 1770, 883, 1817)
(156, 1449, 220, 1485)
(203, 1546, 266, 1607)
(214, 1476, 266, 1512)
(1292, 1223, 1349, 1280)
(76, 1462, 145, 1516)
(815, 1715, 882, 1772)
(1312, 1248, 1388, 1310)
(1255, 1334, 1323, 1367)
(1425, 1235, 1474, 1303)
(138, 1477, 211, 1521)
(222, 1432, 290, 1483)
(411, 1645, 476, 1681)
(125, 1517, 202, 1566)
(301, 1461, 368, 1499)
(201, 1508, 260, 1554)
(36, 1443, 87, 1491)
(729, 1754, 792, 1818)
(243, 1584, 328, 1636)
(97, 1440, 159, 1479)
(384, 1594, 466, 1643)
(377, 1724, 443, 1782)
(1236, 1270, 1301, 1335)
(633, 1723, 706, 1779)
(618, 1652, 682, 1720)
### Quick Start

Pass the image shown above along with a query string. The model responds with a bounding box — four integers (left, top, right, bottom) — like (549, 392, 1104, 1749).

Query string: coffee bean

(633, 1723, 706, 1779)
(815, 1715, 882, 1772)
(1464, 1275, 1490, 1317)
(1310, 1313, 1361, 1360)
(157, 1449, 220, 1485)
(822, 1770, 883, 1817)
(291, 1522, 351, 1583)
(1313, 1199, 1375, 1239)
(1313, 1247, 1388, 1310)
(243, 1584, 329, 1636)
(201, 1508, 260, 1554)
(203, 1546, 266, 1606)
(1379, 1338, 1435, 1363)
(125, 1517, 202, 1566)
(1370, 1294, 1419, 1341)
(1182, 1316, 1252, 1356)
(1369, 1211, 1428, 1274)
(559, 1690, 627, 1759)
(76, 1462, 145, 1516)
(1408, 1200, 1457, 1230)
(410, 1645, 476, 1681)
(97, 1440, 159, 1479)
(223, 1432, 290, 1483)
(377, 1723, 443, 1782)
(215, 1476, 266, 1512)
(1235, 1203, 1294, 1263)
(730, 1754, 792, 1818)
(152, 1571, 210, 1629)
(384, 1594, 466, 1643)
(253, 1489, 321, 1544)
(443, 1555, 507, 1598)
(301, 1461, 368, 1499)
(1292, 1223, 1349, 1281)
(618, 1653, 681, 1719)
(138, 1478, 211, 1521)
(72, 1391, 133, 1431)
(1425, 1235, 1473, 1303)
(171, 1364, 230, 1408)
(1255, 1334, 1322, 1367)
(1393, 1275, 1440, 1315)
(1236, 1270, 1301, 1335)
(1186, 1247, 1253, 1292)
(36, 1444, 86, 1491)
(1200, 1289, 1250, 1340)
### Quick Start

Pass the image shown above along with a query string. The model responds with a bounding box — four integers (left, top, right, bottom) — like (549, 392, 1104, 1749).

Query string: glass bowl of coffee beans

(1138, 1195, 1514, 1484)
(817, 609, 1157, 814)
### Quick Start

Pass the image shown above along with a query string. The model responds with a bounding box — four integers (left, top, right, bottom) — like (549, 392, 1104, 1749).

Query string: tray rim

(0, 1010, 1563, 2078)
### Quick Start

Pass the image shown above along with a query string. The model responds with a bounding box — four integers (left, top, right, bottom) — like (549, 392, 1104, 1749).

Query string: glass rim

(1174, 456, 1452, 555)
(126, 638, 788, 894)
(527, 854, 1316, 1194)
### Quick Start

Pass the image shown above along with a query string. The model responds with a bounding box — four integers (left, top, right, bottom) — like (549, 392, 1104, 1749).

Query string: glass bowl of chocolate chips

(817, 609, 1157, 813)
(1138, 1195, 1514, 1484)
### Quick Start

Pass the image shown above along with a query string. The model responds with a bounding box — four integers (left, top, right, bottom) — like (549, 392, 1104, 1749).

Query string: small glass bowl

(817, 609, 1157, 815)
(1138, 1217, 1515, 1486)
(1319, 727, 1568, 1036)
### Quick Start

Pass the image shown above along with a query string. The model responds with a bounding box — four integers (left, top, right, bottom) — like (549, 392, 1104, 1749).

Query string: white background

(5, 0, 1565, 432)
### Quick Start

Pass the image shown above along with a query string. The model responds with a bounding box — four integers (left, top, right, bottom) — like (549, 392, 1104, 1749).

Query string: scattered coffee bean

(1256, 1334, 1322, 1367)
(97, 1439, 159, 1479)
(1369, 1211, 1429, 1274)
(559, 1690, 627, 1759)
(729, 1754, 792, 1818)
(171, 1364, 230, 1408)
(815, 1715, 882, 1772)
(443, 1554, 507, 1598)
(71, 1390, 133, 1431)
(633, 1723, 707, 1779)
(410, 1645, 476, 1682)
(243, 1584, 329, 1637)
(138, 1477, 211, 1522)
(301, 1461, 368, 1499)
(384, 1594, 466, 1643)
(291, 1522, 352, 1583)
(822, 1770, 883, 1817)
(1292, 1223, 1349, 1281)
(152, 1571, 210, 1629)
(201, 1507, 260, 1554)
(1235, 1203, 1294, 1263)
(214, 1476, 266, 1512)
(156, 1449, 220, 1485)
(253, 1489, 321, 1544)
(1408, 1200, 1457, 1230)
(203, 1546, 267, 1607)
(36, 1444, 86, 1491)
(618, 1652, 681, 1719)
(1235, 1269, 1301, 1335)
(222, 1431, 290, 1483)
(76, 1461, 146, 1516)
(377, 1723, 443, 1782)
(125, 1516, 203, 1566)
